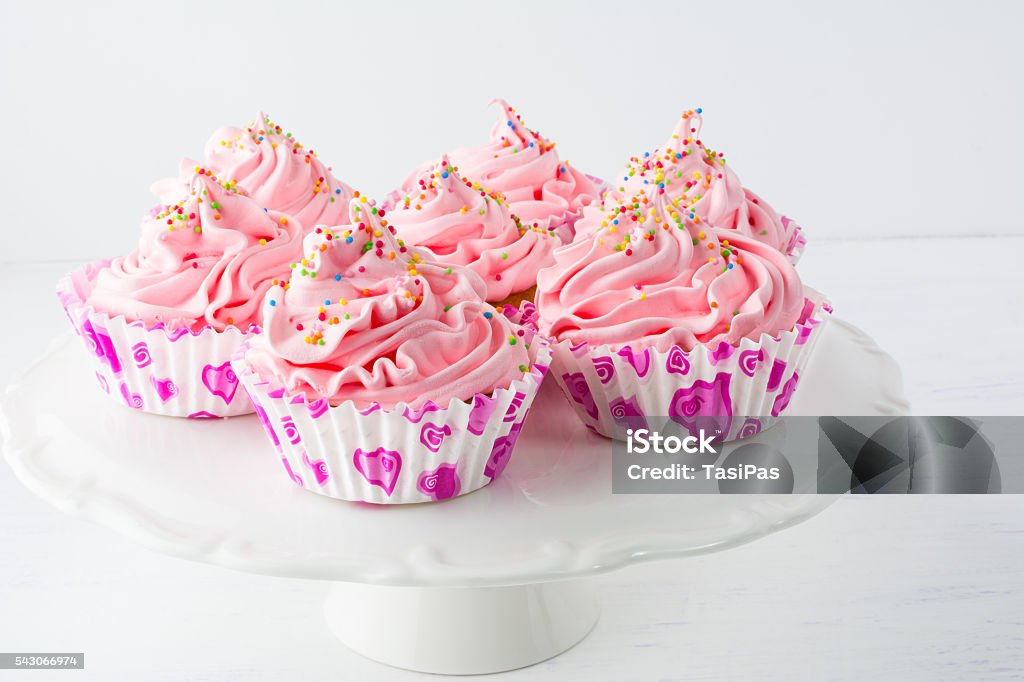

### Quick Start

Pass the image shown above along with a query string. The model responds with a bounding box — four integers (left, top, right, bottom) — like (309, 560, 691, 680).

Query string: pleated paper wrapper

(56, 260, 256, 418)
(232, 308, 552, 504)
(546, 290, 832, 442)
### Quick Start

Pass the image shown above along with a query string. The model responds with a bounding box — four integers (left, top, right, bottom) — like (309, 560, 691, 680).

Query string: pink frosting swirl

(413, 99, 604, 237)
(536, 190, 804, 352)
(242, 197, 532, 409)
(575, 109, 794, 253)
(386, 156, 557, 302)
(153, 112, 354, 230)
(87, 171, 303, 331)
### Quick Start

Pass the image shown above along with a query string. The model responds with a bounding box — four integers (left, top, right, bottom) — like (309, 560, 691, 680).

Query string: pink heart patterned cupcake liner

(56, 260, 257, 418)
(545, 290, 832, 442)
(230, 306, 552, 504)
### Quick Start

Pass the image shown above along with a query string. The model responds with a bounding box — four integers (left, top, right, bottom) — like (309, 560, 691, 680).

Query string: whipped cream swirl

(387, 156, 557, 302)
(537, 189, 804, 351)
(574, 109, 794, 253)
(153, 112, 354, 230)
(243, 197, 532, 408)
(89, 171, 303, 331)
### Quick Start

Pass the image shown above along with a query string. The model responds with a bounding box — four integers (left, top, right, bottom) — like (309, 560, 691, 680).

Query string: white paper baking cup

(545, 290, 832, 442)
(56, 260, 257, 418)
(231, 311, 552, 504)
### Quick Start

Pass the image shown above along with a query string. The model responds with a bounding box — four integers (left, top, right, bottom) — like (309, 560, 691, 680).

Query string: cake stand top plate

(2, 319, 908, 587)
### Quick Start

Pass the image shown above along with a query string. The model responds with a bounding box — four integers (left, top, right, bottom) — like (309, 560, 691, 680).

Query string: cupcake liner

(56, 260, 257, 418)
(545, 290, 832, 442)
(231, 308, 552, 504)
(781, 215, 807, 265)
(501, 299, 539, 331)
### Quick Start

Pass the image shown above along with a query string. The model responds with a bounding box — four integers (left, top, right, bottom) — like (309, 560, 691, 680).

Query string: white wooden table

(1, 237, 1022, 681)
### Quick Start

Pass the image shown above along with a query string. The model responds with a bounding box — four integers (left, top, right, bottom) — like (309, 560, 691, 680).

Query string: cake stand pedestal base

(324, 579, 599, 674)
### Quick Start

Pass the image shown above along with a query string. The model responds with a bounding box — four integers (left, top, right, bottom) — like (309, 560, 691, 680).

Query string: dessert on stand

(1, 319, 907, 674)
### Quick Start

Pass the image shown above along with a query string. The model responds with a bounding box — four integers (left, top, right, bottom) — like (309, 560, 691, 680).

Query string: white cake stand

(1, 319, 908, 675)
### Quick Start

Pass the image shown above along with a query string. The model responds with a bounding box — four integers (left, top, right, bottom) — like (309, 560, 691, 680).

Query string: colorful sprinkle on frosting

(152, 112, 355, 233)
(386, 155, 557, 302)
(241, 193, 534, 409)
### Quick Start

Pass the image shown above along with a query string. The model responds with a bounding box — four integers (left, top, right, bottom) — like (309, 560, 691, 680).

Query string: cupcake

(574, 108, 806, 263)
(232, 197, 551, 504)
(393, 99, 606, 244)
(152, 112, 354, 232)
(535, 189, 830, 441)
(56, 170, 304, 417)
(383, 155, 557, 311)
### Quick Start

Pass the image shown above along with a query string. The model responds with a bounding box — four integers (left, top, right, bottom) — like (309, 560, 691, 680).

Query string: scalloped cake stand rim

(1, 319, 909, 589)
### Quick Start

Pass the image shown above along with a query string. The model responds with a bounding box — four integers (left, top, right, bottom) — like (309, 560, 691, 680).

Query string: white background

(1, 1, 1023, 681)
(1, 0, 1022, 264)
